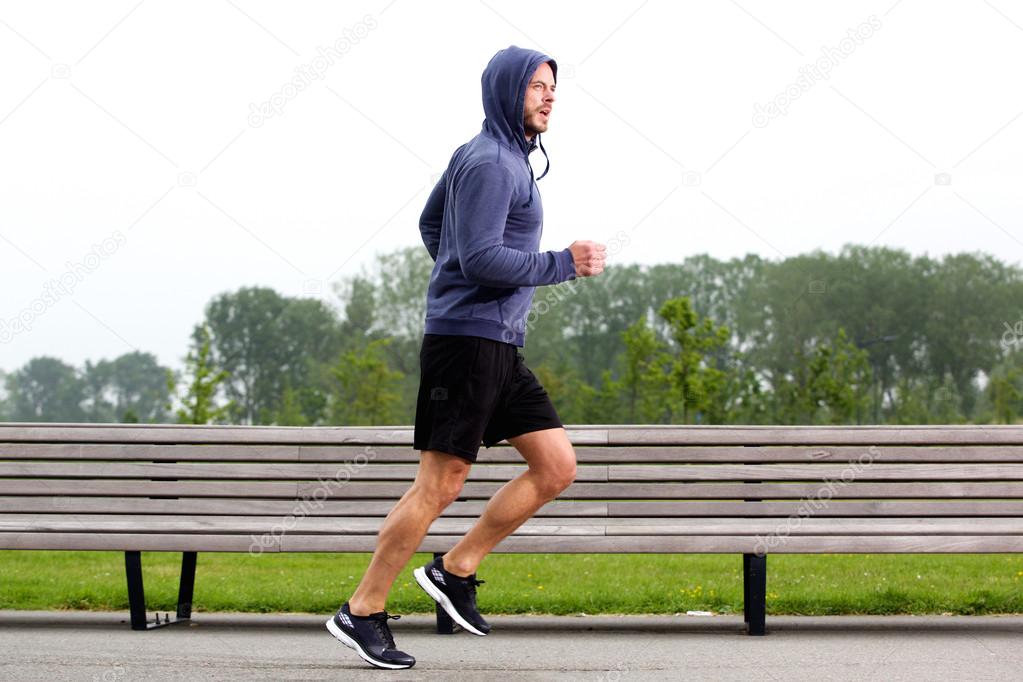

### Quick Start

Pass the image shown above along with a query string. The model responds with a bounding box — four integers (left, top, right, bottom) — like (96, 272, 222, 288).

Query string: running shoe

(325, 601, 416, 669)
(413, 555, 490, 636)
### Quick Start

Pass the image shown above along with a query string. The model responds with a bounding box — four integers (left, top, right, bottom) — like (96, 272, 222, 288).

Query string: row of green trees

(2, 244, 1022, 425)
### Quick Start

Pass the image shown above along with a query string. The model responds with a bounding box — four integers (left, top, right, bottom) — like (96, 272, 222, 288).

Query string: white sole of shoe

(413, 566, 489, 636)
(325, 616, 413, 670)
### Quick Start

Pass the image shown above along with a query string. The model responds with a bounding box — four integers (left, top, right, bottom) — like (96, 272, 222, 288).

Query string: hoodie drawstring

(523, 133, 550, 208)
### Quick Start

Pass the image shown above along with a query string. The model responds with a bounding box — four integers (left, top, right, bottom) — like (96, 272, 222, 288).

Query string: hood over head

(480, 45, 557, 207)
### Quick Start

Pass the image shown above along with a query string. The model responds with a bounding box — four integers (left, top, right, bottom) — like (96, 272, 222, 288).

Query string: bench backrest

(3, 424, 1023, 553)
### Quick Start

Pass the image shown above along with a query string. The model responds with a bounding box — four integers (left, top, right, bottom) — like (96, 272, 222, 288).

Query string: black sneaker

(413, 555, 490, 636)
(325, 601, 416, 669)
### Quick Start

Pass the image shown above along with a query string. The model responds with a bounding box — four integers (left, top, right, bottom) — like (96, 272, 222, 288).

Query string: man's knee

(534, 450, 577, 498)
(437, 478, 466, 510)
(414, 473, 468, 512)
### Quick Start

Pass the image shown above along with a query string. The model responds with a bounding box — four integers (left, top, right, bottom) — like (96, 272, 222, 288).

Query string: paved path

(1, 610, 1022, 680)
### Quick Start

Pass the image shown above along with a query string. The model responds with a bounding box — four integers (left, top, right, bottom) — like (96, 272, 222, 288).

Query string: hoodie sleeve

(453, 163, 577, 287)
(418, 170, 447, 261)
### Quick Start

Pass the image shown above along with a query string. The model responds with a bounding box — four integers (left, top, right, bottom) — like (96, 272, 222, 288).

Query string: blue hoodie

(419, 45, 577, 347)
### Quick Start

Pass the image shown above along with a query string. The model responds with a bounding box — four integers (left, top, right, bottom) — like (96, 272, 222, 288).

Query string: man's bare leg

(441, 427, 576, 576)
(347, 450, 472, 616)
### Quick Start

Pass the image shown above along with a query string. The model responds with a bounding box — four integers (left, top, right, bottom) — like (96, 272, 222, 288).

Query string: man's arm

(454, 163, 577, 288)
(419, 170, 447, 261)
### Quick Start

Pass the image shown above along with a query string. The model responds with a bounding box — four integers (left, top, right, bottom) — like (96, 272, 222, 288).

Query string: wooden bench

(2, 423, 1023, 635)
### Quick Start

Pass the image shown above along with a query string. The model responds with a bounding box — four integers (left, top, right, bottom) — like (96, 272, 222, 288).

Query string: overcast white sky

(1, 0, 1022, 375)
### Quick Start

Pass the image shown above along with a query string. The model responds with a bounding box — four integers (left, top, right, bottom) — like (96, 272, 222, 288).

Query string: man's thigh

(507, 427, 576, 478)
(482, 352, 565, 450)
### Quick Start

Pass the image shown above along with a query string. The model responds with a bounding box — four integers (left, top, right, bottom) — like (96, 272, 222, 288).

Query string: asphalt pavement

(1, 610, 1021, 680)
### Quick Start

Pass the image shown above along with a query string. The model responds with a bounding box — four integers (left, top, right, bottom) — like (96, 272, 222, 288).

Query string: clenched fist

(568, 240, 607, 277)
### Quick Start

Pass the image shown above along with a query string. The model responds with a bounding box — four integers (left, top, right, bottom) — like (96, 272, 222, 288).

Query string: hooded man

(327, 45, 605, 670)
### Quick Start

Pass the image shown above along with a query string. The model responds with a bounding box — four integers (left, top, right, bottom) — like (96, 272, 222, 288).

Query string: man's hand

(568, 240, 607, 277)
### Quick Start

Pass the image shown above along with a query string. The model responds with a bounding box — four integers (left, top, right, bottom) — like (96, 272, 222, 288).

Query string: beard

(524, 109, 549, 137)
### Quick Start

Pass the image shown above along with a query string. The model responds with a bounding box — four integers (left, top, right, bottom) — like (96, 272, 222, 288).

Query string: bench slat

(0, 516, 607, 535)
(0, 497, 608, 517)
(9, 444, 1023, 463)
(3, 515, 1022, 535)
(8, 461, 1023, 482)
(8, 480, 1023, 499)
(5, 532, 1023, 553)
(281, 534, 1023, 553)
(4, 424, 1023, 446)
(606, 501, 1023, 516)
(0, 481, 302, 497)
(605, 426, 1023, 446)
(0, 532, 271, 551)
(574, 446, 1023, 463)
(0, 444, 304, 461)
(5, 497, 1023, 517)
(0, 462, 608, 481)
(293, 480, 1023, 499)
(607, 464, 1023, 481)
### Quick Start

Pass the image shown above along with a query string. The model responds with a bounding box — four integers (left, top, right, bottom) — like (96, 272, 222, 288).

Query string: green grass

(3, 552, 1023, 616)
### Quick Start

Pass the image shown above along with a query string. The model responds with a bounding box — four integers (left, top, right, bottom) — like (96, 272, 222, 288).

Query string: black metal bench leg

(125, 551, 148, 630)
(124, 551, 197, 630)
(432, 552, 455, 634)
(742, 553, 750, 623)
(177, 552, 197, 619)
(743, 552, 767, 636)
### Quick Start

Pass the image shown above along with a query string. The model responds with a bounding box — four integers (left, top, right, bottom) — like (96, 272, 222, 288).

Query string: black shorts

(413, 333, 564, 462)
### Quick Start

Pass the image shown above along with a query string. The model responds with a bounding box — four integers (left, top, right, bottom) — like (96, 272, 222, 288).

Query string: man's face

(523, 61, 556, 140)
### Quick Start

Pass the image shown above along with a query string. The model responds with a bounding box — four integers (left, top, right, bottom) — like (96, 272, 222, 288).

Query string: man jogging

(326, 44, 606, 670)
